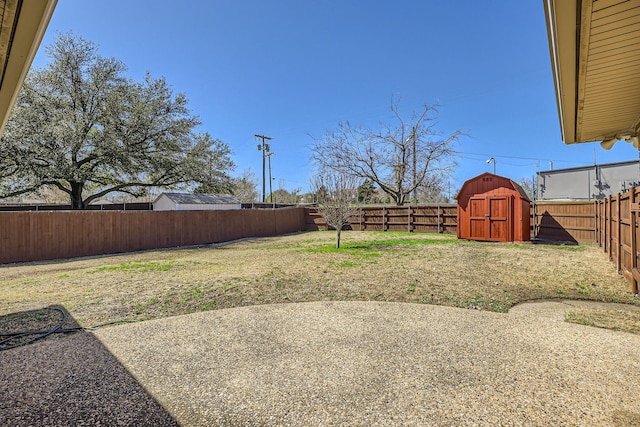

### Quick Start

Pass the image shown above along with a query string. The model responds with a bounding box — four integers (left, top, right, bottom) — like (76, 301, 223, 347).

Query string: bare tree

(517, 177, 536, 200)
(267, 186, 303, 204)
(311, 171, 361, 248)
(311, 99, 460, 205)
(417, 172, 449, 203)
(231, 169, 260, 203)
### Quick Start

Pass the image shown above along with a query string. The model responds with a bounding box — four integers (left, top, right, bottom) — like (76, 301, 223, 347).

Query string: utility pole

(535, 161, 540, 201)
(265, 152, 275, 208)
(255, 134, 272, 203)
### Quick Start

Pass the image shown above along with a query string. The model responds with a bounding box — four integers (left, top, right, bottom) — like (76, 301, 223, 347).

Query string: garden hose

(0, 306, 132, 351)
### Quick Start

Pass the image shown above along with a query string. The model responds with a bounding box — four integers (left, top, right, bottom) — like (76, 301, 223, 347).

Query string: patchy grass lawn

(565, 309, 640, 334)
(1, 231, 637, 332)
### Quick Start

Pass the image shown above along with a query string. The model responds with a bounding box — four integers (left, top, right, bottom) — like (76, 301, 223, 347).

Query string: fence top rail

(352, 204, 457, 208)
(535, 201, 596, 205)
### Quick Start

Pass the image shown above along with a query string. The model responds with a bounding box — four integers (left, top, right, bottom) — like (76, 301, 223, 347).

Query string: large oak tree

(0, 33, 233, 209)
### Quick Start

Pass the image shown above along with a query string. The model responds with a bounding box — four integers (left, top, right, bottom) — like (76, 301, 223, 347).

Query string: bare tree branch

(311, 171, 361, 248)
(310, 98, 461, 205)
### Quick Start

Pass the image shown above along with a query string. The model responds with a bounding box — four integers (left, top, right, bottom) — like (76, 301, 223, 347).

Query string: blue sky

(32, 1, 640, 196)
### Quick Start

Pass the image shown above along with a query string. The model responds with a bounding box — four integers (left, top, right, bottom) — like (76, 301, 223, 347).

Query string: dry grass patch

(566, 309, 640, 334)
(0, 231, 637, 329)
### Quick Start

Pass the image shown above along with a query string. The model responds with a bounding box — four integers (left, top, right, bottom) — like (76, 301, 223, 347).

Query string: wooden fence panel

(594, 187, 640, 294)
(305, 205, 458, 233)
(275, 207, 306, 236)
(619, 192, 632, 283)
(362, 207, 386, 231)
(0, 208, 307, 264)
(413, 206, 444, 233)
(532, 201, 596, 243)
(243, 209, 268, 237)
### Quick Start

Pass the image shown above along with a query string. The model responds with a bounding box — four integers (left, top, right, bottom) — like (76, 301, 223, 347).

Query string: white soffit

(545, 0, 640, 144)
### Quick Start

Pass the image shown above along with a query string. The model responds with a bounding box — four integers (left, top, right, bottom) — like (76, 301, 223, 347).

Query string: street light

(486, 157, 496, 175)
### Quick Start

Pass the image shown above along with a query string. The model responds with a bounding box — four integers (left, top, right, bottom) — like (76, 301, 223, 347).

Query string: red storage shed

(457, 173, 530, 242)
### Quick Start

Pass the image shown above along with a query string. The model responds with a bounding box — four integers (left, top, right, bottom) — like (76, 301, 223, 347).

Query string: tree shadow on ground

(0, 306, 179, 427)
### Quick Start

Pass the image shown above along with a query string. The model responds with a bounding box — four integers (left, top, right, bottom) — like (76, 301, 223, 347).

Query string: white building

(153, 193, 241, 211)
(537, 160, 640, 201)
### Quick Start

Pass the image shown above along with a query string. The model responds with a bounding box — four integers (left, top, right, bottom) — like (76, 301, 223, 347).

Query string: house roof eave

(544, 0, 640, 146)
(0, 0, 57, 135)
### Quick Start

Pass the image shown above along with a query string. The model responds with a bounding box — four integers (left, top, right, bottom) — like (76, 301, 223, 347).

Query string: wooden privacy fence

(532, 201, 596, 243)
(0, 207, 306, 264)
(595, 189, 640, 294)
(307, 203, 599, 242)
(306, 205, 458, 234)
(0, 201, 614, 266)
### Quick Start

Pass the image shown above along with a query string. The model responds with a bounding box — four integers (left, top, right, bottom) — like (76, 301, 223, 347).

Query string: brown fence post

(602, 199, 606, 248)
(532, 202, 538, 238)
(600, 199, 605, 248)
(383, 206, 387, 232)
(600, 199, 604, 245)
(616, 193, 622, 273)
(607, 195, 612, 259)
(600, 199, 604, 246)
(593, 200, 600, 244)
(598, 200, 605, 247)
(632, 187, 640, 295)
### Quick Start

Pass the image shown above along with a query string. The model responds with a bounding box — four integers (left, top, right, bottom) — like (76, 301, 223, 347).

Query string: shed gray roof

(157, 193, 240, 205)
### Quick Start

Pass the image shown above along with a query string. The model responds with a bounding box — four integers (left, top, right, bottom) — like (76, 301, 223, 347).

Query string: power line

(458, 154, 538, 168)
(455, 150, 590, 165)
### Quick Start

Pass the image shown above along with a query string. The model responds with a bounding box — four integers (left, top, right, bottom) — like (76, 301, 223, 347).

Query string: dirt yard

(1, 231, 637, 330)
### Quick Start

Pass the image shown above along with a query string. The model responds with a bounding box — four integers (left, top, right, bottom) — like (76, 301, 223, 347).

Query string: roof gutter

(543, 0, 579, 144)
(544, 0, 566, 143)
(0, 0, 57, 136)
